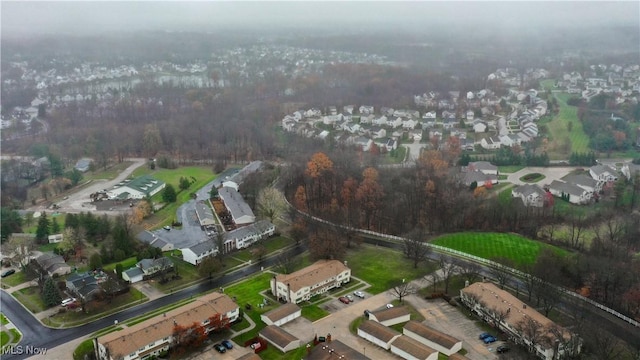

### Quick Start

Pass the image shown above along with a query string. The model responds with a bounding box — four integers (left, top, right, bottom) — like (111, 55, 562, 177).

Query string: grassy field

(12, 287, 48, 313)
(431, 232, 569, 267)
(345, 245, 436, 294)
(232, 236, 296, 262)
(545, 92, 590, 159)
(131, 166, 217, 229)
(73, 339, 95, 360)
(301, 304, 330, 321)
(0, 313, 8, 325)
(150, 256, 201, 293)
(83, 161, 133, 181)
(1, 271, 28, 288)
(225, 273, 272, 307)
(498, 165, 525, 173)
(103, 256, 138, 272)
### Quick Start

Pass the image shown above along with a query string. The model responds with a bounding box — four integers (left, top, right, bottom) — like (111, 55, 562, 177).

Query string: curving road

(0, 244, 305, 360)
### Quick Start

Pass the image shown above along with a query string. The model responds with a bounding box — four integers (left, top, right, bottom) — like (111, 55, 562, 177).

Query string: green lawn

(257, 345, 308, 360)
(431, 232, 569, 267)
(300, 304, 330, 321)
(1, 271, 28, 288)
(225, 273, 273, 307)
(103, 256, 138, 272)
(0, 313, 8, 325)
(83, 161, 134, 181)
(345, 245, 436, 294)
(498, 165, 525, 173)
(73, 339, 95, 360)
(546, 92, 590, 159)
(12, 287, 47, 313)
(0, 331, 9, 347)
(233, 236, 295, 262)
(132, 166, 216, 229)
(151, 256, 201, 293)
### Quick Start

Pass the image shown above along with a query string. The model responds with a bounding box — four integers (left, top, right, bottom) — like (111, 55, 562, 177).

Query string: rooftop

(259, 325, 299, 348)
(274, 260, 350, 293)
(403, 320, 460, 349)
(391, 335, 438, 359)
(263, 303, 301, 323)
(358, 320, 400, 342)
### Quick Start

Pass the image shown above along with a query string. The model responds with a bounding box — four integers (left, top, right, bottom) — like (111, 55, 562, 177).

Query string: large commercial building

(271, 260, 351, 303)
(96, 292, 238, 360)
(107, 175, 165, 200)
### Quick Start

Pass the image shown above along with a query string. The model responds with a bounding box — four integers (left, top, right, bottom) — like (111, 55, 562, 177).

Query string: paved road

(0, 244, 305, 360)
(401, 139, 425, 162)
(30, 158, 147, 216)
(505, 166, 578, 186)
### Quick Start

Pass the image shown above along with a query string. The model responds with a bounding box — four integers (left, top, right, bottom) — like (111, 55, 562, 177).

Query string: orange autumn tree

(305, 152, 335, 211)
(355, 167, 384, 230)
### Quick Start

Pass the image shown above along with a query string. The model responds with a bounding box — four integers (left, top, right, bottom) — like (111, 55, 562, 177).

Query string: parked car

(221, 340, 233, 350)
(163, 226, 171, 231)
(338, 296, 350, 304)
(61, 298, 77, 306)
(483, 336, 497, 344)
(1, 269, 15, 278)
(497, 345, 510, 353)
(346, 295, 354, 302)
(478, 332, 492, 340)
(386, 304, 394, 309)
(354, 291, 365, 298)
(214, 343, 226, 353)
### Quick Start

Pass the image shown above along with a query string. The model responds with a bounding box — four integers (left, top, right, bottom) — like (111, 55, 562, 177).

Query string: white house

(260, 303, 301, 326)
(354, 136, 373, 152)
(223, 220, 275, 250)
(589, 164, 618, 183)
(359, 105, 374, 115)
(48, 233, 64, 244)
(511, 184, 547, 207)
(402, 119, 418, 130)
(480, 136, 501, 150)
(548, 180, 591, 205)
(403, 321, 462, 356)
(218, 187, 255, 225)
(108, 175, 166, 200)
(181, 241, 217, 265)
(97, 292, 239, 360)
(122, 267, 144, 283)
(388, 117, 403, 129)
(369, 127, 387, 139)
(259, 325, 300, 353)
(473, 121, 487, 133)
(390, 336, 439, 360)
(467, 161, 498, 176)
(358, 320, 401, 350)
(369, 306, 411, 326)
(271, 260, 351, 304)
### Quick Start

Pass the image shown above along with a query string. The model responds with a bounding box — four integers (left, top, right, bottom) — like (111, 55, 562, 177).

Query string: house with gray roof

(181, 240, 217, 265)
(35, 252, 71, 277)
(390, 335, 439, 360)
(511, 184, 547, 207)
(218, 187, 255, 225)
(195, 201, 216, 227)
(563, 173, 601, 194)
(223, 220, 275, 251)
(122, 267, 144, 283)
(74, 158, 93, 172)
(403, 321, 462, 356)
(136, 231, 173, 251)
(589, 164, 618, 183)
(66, 272, 101, 301)
(259, 325, 300, 353)
(548, 180, 591, 205)
(108, 175, 165, 200)
(358, 320, 401, 350)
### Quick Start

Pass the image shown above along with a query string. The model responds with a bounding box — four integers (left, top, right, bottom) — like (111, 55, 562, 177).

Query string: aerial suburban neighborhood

(1, 2, 640, 360)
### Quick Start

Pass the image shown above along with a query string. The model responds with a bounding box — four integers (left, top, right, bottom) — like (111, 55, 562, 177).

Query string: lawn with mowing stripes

(545, 92, 590, 159)
(432, 232, 569, 266)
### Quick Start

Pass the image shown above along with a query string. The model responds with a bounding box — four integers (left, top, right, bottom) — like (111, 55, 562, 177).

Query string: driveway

(505, 166, 578, 186)
(402, 140, 425, 162)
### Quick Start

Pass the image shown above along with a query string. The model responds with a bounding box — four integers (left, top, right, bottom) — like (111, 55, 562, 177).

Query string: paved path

(505, 166, 578, 186)
(402, 139, 425, 162)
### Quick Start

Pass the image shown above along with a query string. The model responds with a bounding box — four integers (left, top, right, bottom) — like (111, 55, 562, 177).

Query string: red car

(339, 296, 350, 304)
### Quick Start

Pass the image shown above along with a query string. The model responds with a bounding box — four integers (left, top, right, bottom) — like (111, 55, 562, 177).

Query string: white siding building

(270, 260, 351, 304)
(357, 320, 401, 350)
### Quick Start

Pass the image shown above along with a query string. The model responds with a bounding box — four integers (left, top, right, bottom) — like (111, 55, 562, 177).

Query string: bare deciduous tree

(388, 280, 416, 303)
(403, 228, 431, 268)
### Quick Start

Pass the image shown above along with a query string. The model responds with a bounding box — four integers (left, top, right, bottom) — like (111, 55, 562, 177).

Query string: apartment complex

(271, 260, 351, 303)
(96, 292, 239, 360)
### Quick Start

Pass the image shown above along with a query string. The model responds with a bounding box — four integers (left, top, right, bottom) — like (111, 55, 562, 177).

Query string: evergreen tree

(65, 213, 79, 229)
(179, 176, 191, 191)
(50, 218, 60, 234)
(1, 207, 23, 242)
(43, 277, 62, 307)
(209, 186, 219, 199)
(35, 213, 50, 244)
(162, 184, 177, 203)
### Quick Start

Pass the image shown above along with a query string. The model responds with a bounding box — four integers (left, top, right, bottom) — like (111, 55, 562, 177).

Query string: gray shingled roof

(549, 180, 586, 197)
(513, 184, 545, 198)
(187, 240, 216, 255)
(219, 187, 255, 221)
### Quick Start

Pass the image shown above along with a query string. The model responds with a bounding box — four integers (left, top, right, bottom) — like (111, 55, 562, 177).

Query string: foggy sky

(2, 1, 639, 37)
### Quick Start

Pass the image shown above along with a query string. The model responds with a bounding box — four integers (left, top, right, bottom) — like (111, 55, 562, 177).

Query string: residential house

(467, 161, 498, 176)
(390, 335, 439, 360)
(181, 241, 217, 266)
(511, 184, 548, 207)
(66, 272, 101, 301)
(369, 127, 387, 139)
(354, 137, 373, 152)
(218, 186, 255, 225)
(466, 110, 475, 122)
(122, 267, 144, 284)
(403, 321, 462, 356)
(480, 136, 501, 150)
(372, 115, 388, 126)
(358, 320, 401, 350)
(343, 105, 355, 114)
(135, 258, 174, 278)
(34, 252, 71, 277)
(621, 163, 640, 181)
(411, 130, 423, 142)
(48, 233, 64, 244)
(270, 260, 351, 304)
(260, 303, 301, 326)
(402, 119, 418, 130)
(136, 231, 174, 252)
(368, 306, 411, 326)
(442, 116, 457, 130)
(385, 138, 398, 152)
(589, 164, 618, 183)
(96, 292, 239, 360)
(460, 282, 581, 360)
(317, 130, 330, 140)
(107, 175, 166, 200)
(462, 171, 498, 188)
(388, 117, 403, 129)
(223, 220, 275, 251)
(472, 121, 487, 133)
(194, 202, 216, 227)
(359, 105, 374, 115)
(548, 180, 591, 205)
(422, 111, 436, 121)
(562, 173, 601, 194)
(74, 158, 93, 172)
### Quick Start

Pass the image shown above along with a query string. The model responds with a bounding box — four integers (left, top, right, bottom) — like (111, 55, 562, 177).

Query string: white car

(61, 298, 76, 306)
(346, 295, 354, 302)
(354, 291, 365, 298)
(386, 304, 394, 309)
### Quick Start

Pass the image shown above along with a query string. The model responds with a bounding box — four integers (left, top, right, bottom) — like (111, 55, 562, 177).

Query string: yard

(345, 244, 436, 294)
(1, 271, 28, 288)
(545, 92, 590, 159)
(149, 255, 201, 293)
(12, 286, 47, 313)
(431, 232, 570, 267)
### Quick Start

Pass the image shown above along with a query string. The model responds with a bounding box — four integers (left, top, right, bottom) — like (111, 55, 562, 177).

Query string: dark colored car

(364, 310, 371, 318)
(483, 336, 497, 344)
(1, 269, 15, 278)
(497, 345, 510, 353)
(339, 296, 350, 304)
(221, 340, 233, 349)
(478, 332, 491, 340)
(214, 343, 226, 353)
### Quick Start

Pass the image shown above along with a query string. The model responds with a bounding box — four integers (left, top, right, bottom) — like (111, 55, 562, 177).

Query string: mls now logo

(1, 345, 48, 355)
